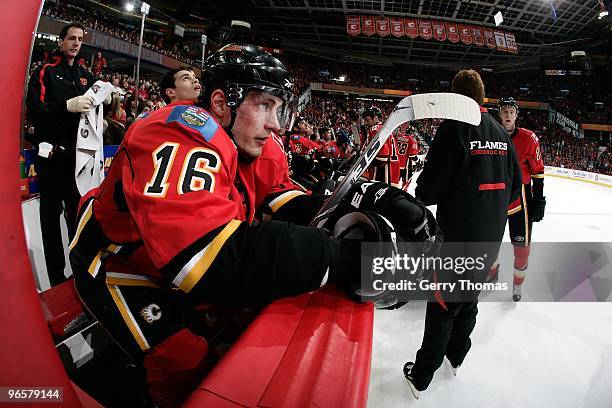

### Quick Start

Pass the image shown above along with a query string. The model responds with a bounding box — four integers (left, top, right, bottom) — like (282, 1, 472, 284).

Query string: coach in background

(403, 70, 522, 398)
(26, 22, 95, 286)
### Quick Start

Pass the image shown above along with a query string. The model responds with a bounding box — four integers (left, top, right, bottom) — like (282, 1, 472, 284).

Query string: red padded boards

(183, 286, 374, 407)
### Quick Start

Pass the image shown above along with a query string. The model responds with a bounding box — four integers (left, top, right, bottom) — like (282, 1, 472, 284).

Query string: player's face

(59, 27, 84, 60)
(364, 115, 377, 127)
(298, 120, 313, 135)
(499, 106, 518, 132)
(233, 91, 284, 160)
(169, 70, 201, 102)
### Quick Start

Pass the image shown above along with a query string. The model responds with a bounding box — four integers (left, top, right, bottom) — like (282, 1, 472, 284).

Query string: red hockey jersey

(70, 102, 305, 292)
(364, 123, 400, 187)
(512, 127, 544, 184)
(319, 140, 342, 159)
(396, 133, 419, 170)
(289, 134, 319, 156)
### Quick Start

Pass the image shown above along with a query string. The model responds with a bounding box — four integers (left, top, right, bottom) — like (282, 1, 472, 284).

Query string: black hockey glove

(330, 210, 399, 306)
(338, 181, 440, 250)
(528, 196, 546, 222)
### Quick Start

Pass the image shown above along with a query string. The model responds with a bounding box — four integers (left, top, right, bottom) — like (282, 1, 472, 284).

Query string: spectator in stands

(92, 51, 107, 76)
(26, 22, 96, 287)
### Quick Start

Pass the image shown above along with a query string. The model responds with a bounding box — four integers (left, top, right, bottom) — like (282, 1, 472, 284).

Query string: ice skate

(445, 356, 460, 376)
(513, 283, 522, 302)
(403, 362, 421, 399)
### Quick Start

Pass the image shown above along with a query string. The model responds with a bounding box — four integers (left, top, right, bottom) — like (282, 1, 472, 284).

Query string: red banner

(376, 16, 390, 36)
(471, 26, 484, 47)
(362, 16, 375, 36)
(459, 24, 472, 45)
(404, 18, 418, 38)
(432, 21, 446, 41)
(446, 22, 460, 43)
(494, 30, 508, 51)
(483, 28, 496, 49)
(418, 19, 432, 39)
(346, 15, 361, 36)
(505, 32, 518, 53)
(390, 17, 404, 37)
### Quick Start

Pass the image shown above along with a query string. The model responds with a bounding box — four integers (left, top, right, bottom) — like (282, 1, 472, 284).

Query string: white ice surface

(368, 175, 612, 408)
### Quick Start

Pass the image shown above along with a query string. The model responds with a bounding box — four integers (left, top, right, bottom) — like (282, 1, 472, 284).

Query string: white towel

(75, 80, 115, 195)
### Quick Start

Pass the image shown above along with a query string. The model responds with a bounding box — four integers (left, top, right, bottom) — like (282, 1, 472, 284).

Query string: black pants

(410, 300, 479, 390)
(509, 184, 533, 246)
(36, 156, 81, 286)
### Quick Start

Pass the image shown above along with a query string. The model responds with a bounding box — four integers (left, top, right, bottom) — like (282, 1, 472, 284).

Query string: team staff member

(403, 70, 522, 398)
(26, 22, 96, 286)
(70, 44, 433, 406)
(498, 97, 545, 302)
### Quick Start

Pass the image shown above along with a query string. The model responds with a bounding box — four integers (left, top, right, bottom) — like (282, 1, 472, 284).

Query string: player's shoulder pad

(166, 104, 218, 142)
(518, 127, 539, 144)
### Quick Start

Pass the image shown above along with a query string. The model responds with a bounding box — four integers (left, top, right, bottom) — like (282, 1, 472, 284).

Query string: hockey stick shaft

(310, 93, 480, 227)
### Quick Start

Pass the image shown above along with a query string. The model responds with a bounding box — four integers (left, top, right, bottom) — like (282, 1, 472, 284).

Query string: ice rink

(369, 174, 612, 408)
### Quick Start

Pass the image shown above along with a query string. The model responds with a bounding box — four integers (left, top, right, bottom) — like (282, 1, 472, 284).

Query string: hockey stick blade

(311, 93, 481, 227)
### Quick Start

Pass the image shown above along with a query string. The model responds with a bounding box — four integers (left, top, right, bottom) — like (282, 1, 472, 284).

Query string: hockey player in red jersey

(362, 106, 401, 187)
(396, 130, 421, 189)
(69, 44, 435, 406)
(497, 97, 546, 302)
(288, 116, 319, 155)
(319, 128, 342, 159)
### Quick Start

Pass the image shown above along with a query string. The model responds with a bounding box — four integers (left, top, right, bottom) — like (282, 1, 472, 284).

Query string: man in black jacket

(26, 22, 96, 286)
(403, 70, 522, 398)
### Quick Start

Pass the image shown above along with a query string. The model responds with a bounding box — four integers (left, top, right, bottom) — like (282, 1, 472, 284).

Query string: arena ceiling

(149, 0, 611, 68)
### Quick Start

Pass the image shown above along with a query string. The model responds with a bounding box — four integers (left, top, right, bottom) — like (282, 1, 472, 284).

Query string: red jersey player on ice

(395, 130, 421, 189)
(362, 106, 401, 187)
(497, 97, 546, 302)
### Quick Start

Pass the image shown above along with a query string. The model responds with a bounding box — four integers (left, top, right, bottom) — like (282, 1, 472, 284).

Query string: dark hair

(59, 22, 85, 40)
(160, 67, 194, 104)
(452, 69, 485, 105)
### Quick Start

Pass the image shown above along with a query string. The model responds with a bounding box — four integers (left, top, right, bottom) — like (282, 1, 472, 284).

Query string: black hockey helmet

(499, 97, 519, 112)
(362, 105, 382, 120)
(201, 43, 296, 130)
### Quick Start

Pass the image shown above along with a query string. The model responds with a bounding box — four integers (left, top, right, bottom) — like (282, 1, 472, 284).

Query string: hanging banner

(418, 19, 432, 39)
(483, 28, 496, 48)
(346, 15, 361, 36)
(505, 32, 518, 53)
(362, 16, 375, 36)
(376, 16, 390, 36)
(494, 30, 508, 52)
(404, 18, 419, 38)
(390, 17, 404, 37)
(446, 22, 460, 43)
(432, 21, 446, 41)
(471, 26, 484, 47)
(459, 24, 472, 45)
